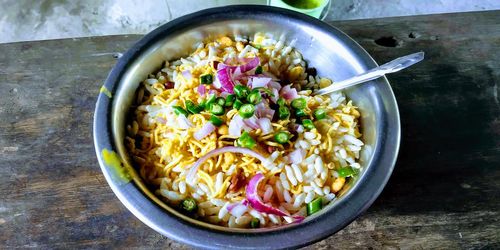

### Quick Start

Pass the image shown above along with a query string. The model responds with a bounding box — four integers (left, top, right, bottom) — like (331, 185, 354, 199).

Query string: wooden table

(1, 10, 499, 249)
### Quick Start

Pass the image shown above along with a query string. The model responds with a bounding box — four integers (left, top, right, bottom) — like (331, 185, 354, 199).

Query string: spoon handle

(314, 51, 424, 95)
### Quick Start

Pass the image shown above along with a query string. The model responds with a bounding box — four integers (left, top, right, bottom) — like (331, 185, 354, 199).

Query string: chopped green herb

(172, 105, 189, 116)
(274, 132, 289, 144)
(200, 74, 213, 84)
(237, 131, 256, 149)
(307, 197, 322, 215)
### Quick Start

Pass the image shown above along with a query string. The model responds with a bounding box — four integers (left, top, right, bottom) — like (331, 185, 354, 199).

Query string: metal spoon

(314, 51, 424, 95)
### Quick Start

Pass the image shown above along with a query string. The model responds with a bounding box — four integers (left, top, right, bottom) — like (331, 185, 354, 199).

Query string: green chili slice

(200, 74, 213, 84)
(255, 65, 263, 74)
(233, 99, 243, 110)
(172, 105, 189, 116)
(247, 89, 262, 104)
(209, 103, 224, 116)
(185, 100, 202, 114)
(306, 197, 322, 215)
(237, 131, 256, 149)
(274, 132, 289, 144)
(216, 97, 226, 107)
(277, 97, 286, 107)
(278, 106, 290, 120)
(225, 94, 236, 107)
(239, 104, 255, 118)
(291, 98, 307, 109)
(302, 119, 315, 130)
(295, 109, 307, 118)
(337, 167, 356, 178)
(313, 108, 326, 120)
(181, 198, 197, 213)
(250, 218, 260, 228)
(209, 115, 223, 127)
(234, 85, 250, 99)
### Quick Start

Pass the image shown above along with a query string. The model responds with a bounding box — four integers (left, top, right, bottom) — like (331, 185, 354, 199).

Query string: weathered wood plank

(0, 11, 499, 249)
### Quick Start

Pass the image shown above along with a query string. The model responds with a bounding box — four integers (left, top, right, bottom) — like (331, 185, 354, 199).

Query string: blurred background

(1, 0, 499, 44)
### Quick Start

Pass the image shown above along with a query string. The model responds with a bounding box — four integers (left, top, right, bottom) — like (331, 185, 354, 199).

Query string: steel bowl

(93, 5, 400, 249)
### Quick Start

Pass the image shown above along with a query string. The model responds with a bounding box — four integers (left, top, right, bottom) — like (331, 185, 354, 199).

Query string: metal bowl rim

(93, 5, 400, 249)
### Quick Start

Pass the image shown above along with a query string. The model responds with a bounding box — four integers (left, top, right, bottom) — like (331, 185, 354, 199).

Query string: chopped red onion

(182, 70, 192, 81)
(288, 148, 305, 164)
(255, 102, 275, 119)
(156, 117, 167, 124)
(217, 67, 235, 93)
(243, 116, 260, 129)
(177, 115, 193, 129)
(280, 84, 298, 100)
(258, 118, 273, 135)
(229, 114, 244, 136)
(194, 122, 215, 140)
(250, 77, 272, 88)
(246, 173, 304, 223)
(197, 85, 207, 96)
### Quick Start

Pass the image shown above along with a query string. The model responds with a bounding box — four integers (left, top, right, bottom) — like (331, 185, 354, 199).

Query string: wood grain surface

(1, 10, 499, 249)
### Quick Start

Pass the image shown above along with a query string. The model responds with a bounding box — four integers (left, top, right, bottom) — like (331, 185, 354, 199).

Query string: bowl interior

(97, 5, 398, 248)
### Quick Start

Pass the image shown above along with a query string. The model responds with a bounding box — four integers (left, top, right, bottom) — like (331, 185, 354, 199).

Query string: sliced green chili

(302, 119, 315, 130)
(274, 132, 289, 144)
(209, 115, 223, 127)
(313, 108, 326, 120)
(295, 109, 307, 118)
(216, 97, 226, 106)
(250, 218, 260, 228)
(200, 74, 213, 84)
(291, 98, 306, 109)
(234, 85, 250, 99)
(278, 106, 290, 120)
(277, 97, 286, 107)
(181, 198, 197, 213)
(337, 167, 356, 178)
(172, 105, 189, 116)
(239, 104, 255, 118)
(186, 100, 202, 114)
(209, 103, 224, 116)
(233, 99, 243, 110)
(255, 65, 263, 74)
(225, 94, 236, 107)
(247, 89, 262, 104)
(237, 131, 256, 149)
(205, 94, 217, 108)
(306, 197, 322, 216)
